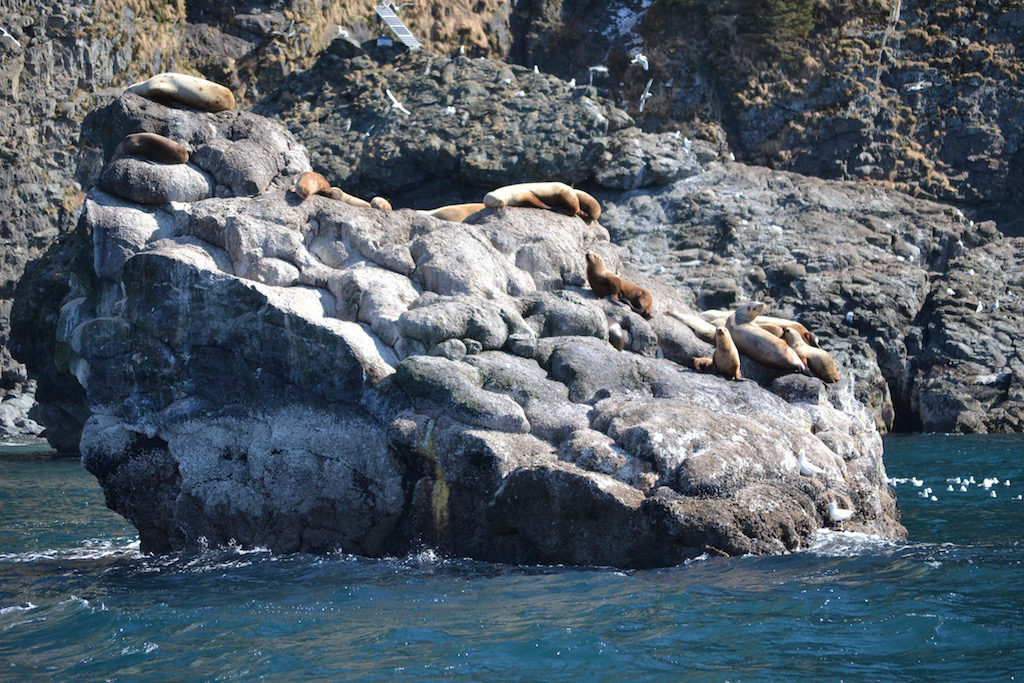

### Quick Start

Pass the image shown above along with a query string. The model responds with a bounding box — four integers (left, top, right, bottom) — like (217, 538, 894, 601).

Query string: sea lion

(725, 302, 808, 373)
(703, 309, 819, 347)
(759, 316, 819, 347)
(484, 182, 601, 221)
(317, 187, 391, 210)
(574, 188, 601, 222)
(691, 326, 742, 380)
(585, 252, 653, 319)
(782, 327, 840, 383)
(322, 187, 371, 207)
(295, 171, 331, 199)
(711, 326, 742, 380)
(423, 203, 488, 222)
(111, 132, 189, 164)
(125, 72, 235, 112)
(666, 309, 717, 344)
(692, 357, 714, 372)
(608, 322, 629, 351)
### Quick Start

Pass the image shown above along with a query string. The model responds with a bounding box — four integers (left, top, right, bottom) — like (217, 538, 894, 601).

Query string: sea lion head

(585, 252, 605, 271)
(370, 196, 393, 211)
(781, 327, 802, 347)
(714, 326, 729, 344)
(734, 302, 766, 324)
(295, 171, 331, 199)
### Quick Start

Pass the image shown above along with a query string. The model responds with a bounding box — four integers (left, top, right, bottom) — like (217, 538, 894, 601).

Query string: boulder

(14, 95, 905, 565)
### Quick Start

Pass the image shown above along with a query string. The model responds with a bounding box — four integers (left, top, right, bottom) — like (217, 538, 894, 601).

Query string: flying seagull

(639, 78, 653, 112)
(386, 89, 412, 116)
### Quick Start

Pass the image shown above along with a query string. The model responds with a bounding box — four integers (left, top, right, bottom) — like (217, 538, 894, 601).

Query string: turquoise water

(2, 434, 1023, 680)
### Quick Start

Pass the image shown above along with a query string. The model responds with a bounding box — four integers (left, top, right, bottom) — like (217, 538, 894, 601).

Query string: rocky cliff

(12, 83, 905, 565)
(3, 0, 1024, 443)
(250, 42, 1024, 434)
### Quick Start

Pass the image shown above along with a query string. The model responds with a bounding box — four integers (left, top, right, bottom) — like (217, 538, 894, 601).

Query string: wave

(0, 602, 37, 615)
(0, 538, 142, 565)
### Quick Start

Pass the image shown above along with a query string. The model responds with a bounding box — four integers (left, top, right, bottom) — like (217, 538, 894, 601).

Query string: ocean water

(2, 434, 1023, 681)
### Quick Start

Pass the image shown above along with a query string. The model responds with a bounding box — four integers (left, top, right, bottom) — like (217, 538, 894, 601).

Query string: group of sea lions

(110, 72, 237, 166)
(666, 303, 840, 383)
(417, 181, 601, 224)
(112, 73, 839, 386)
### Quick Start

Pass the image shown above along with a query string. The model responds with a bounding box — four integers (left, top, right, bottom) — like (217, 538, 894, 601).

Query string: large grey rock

(15, 99, 905, 565)
(599, 161, 1023, 433)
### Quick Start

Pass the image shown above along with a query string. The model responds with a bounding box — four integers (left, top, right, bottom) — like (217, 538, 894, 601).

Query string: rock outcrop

(4, 2, 1024, 440)
(254, 43, 1024, 434)
(13, 89, 905, 565)
(598, 163, 1024, 433)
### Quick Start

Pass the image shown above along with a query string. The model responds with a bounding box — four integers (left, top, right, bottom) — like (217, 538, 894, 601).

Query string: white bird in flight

(630, 53, 650, 71)
(386, 89, 411, 116)
(639, 78, 653, 112)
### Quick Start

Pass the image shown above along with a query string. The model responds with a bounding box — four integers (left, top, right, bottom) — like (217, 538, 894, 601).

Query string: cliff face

(512, 0, 1024, 235)
(3, 0, 1024, 441)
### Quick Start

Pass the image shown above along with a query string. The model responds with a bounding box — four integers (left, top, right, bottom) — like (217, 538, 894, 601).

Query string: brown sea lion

(295, 171, 331, 199)
(726, 302, 808, 373)
(370, 197, 393, 211)
(484, 182, 601, 221)
(422, 203, 488, 222)
(782, 327, 840, 382)
(111, 132, 189, 164)
(125, 72, 235, 112)
(585, 253, 653, 319)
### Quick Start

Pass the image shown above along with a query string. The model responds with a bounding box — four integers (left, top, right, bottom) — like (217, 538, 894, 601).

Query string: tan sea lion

(691, 326, 742, 380)
(574, 188, 601, 222)
(704, 309, 819, 347)
(484, 182, 600, 221)
(585, 253, 653, 319)
(322, 187, 371, 207)
(111, 132, 189, 164)
(758, 316, 819, 347)
(666, 310, 717, 344)
(485, 181, 579, 214)
(782, 327, 840, 382)
(726, 302, 808, 373)
(318, 187, 391, 210)
(125, 72, 235, 112)
(295, 171, 332, 199)
(692, 357, 714, 372)
(712, 326, 742, 380)
(422, 203, 488, 222)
